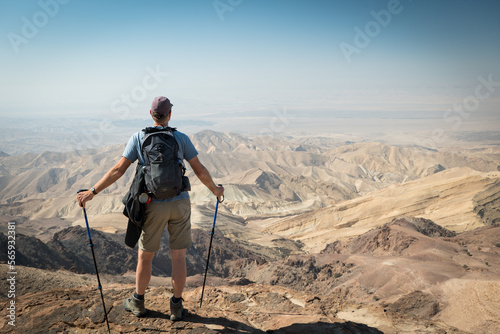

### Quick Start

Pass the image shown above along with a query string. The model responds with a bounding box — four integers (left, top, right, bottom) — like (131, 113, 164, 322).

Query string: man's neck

(154, 122, 169, 127)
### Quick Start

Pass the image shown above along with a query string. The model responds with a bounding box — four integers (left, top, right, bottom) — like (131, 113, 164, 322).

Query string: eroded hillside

(1, 132, 500, 333)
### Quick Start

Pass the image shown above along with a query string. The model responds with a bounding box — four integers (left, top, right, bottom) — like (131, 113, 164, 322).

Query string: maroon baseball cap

(150, 96, 173, 115)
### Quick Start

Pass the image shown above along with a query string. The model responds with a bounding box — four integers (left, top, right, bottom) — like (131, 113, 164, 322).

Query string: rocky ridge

(1, 217, 499, 333)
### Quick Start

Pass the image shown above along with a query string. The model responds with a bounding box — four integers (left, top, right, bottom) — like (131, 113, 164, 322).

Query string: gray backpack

(141, 127, 189, 199)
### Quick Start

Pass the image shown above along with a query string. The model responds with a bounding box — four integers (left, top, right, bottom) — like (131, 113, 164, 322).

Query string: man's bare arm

(188, 156, 224, 199)
(77, 156, 132, 207)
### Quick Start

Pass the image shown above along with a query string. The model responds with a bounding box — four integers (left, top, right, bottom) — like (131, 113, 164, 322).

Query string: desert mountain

(0, 271, 387, 334)
(322, 217, 458, 257)
(263, 167, 500, 253)
(2, 216, 498, 333)
(2, 133, 498, 265)
(1, 131, 500, 333)
(1, 132, 499, 223)
(0, 226, 266, 278)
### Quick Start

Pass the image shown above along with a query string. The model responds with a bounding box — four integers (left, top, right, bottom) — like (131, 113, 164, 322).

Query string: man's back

(122, 126, 198, 202)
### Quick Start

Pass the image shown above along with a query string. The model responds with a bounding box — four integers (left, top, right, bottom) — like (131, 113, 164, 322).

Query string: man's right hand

(213, 184, 224, 202)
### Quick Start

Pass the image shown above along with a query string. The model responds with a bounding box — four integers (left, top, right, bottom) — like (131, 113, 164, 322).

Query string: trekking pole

(77, 189, 111, 334)
(199, 188, 224, 308)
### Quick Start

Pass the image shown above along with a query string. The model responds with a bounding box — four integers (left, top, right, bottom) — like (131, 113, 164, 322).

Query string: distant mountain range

(1, 130, 500, 333)
(1, 131, 499, 223)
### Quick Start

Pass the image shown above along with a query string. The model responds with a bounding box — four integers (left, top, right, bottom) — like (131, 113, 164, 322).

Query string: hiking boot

(123, 296, 146, 317)
(170, 297, 184, 321)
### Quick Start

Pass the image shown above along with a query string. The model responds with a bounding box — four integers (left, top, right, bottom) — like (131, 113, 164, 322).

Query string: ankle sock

(172, 296, 182, 304)
(133, 292, 144, 301)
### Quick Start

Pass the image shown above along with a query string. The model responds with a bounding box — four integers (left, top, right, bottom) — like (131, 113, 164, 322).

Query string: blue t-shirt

(122, 127, 198, 202)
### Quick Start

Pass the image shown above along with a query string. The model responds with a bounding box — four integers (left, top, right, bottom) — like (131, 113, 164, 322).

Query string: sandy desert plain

(0, 112, 500, 333)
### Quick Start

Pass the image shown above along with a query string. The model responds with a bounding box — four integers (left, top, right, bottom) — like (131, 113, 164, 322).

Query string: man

(77, 96, 224, 321)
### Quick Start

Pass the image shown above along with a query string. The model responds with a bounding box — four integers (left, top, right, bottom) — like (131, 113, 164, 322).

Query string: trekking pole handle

(217, 184, 224, 203)
(76, 188, 89, 209)
(77, 189, 92, 240)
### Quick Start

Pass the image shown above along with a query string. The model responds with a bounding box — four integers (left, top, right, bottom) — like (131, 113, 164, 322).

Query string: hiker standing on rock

(77, 96, 224, 321)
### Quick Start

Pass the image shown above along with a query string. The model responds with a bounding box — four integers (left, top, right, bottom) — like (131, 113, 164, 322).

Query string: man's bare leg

(170, 248, 187, 298)
(136, 249, 155, 295)
(124, 248, 153, 317)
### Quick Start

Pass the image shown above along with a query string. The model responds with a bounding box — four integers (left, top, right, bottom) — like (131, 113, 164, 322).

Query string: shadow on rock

(268, 321, 384, 334)
(187, 312, 266, 333)
(142, 308, 171, 320)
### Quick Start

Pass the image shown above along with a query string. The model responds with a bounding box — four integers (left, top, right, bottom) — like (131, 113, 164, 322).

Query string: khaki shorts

(138, 198, 192, 252)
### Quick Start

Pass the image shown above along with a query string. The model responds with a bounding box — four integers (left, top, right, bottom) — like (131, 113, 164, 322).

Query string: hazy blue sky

(1, 0, 499, 119)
